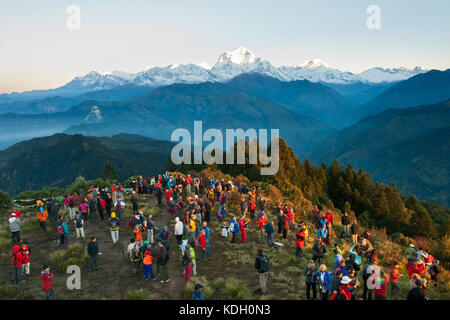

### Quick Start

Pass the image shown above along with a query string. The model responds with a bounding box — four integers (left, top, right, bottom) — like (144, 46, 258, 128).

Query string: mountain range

(0, 73, 352, 154)
(0, 47, 428, 105)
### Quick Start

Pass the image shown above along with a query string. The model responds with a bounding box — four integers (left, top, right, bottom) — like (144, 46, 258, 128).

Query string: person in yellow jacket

(37, 207, 48, 232)
(108, 212, 120, 244)
(187, 217, 196, 243)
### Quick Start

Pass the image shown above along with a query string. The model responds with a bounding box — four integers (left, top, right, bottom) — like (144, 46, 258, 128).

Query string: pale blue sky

(0, 0, 449, 93)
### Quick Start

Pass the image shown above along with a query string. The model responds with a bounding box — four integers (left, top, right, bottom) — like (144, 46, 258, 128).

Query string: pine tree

(410, 209, 438, 238)
(102, 162, 117, 180)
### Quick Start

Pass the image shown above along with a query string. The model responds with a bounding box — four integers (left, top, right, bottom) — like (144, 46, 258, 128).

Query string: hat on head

(409, 244, 415, 248)
(42, 264, 49, 270)
(194, 284, 203, 290)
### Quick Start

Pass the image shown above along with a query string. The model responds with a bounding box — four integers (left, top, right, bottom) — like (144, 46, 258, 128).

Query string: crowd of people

(6, 171, 443, 300)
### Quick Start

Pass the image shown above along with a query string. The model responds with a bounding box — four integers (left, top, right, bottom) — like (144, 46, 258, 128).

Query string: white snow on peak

(298, 59, 329, 69)
(358, 66, 428, 83)
(194, 62, 210, 70)
(216, 47, 257, 65)
(58, 48, 430, 92)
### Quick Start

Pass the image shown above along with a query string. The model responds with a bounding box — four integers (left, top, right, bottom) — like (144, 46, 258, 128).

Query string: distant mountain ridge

(0, 47, 429, 103)
(310, 99, 450, 206)
(357, 69, 450, 118)
(0, 133, 174, 194)
(0, 73, 349, 154)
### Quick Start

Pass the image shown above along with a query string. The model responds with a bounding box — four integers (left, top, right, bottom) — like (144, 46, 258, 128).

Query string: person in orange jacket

(389, 262, 403, 296)
(37, 207, 48, 232)
(143, 247, 156, 280)
(134, 225, 144, 248)
(258, 214, 268, 243)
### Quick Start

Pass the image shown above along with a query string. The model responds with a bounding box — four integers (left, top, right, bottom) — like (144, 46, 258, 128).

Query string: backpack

(116, 202, 123, 213)
(159, 248, 169, 263)
(11, 251, 18, 265)
(69, 198, 74, 207)
(57, 225, 64, 235)
(258, 255, 270, 273)
(157, 229, 164, 241)
(110, 218, 118, 229)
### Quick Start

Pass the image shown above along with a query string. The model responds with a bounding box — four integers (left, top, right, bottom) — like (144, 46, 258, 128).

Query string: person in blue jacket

(317, 264, 332, 300)
(231, 217, 239, 243)
(62, 218, 71, 248)
(317, 224, 328, 240)
(192, 283, 205, 300)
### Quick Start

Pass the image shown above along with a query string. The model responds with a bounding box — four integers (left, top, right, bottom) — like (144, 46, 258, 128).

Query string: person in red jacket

(373, 270, 389, 300)
(185, 175, 193, 195)
(325, 210, 333, 235)
(19, 241, 31, 276)
(41, 265, 54, 300)
(197, 230, 207, 261)
(239, 216, 248, 244)
(287, 208, 295, 231)
(248, 199, 256, 219)
(10, 245, 24, 284)
(165, 188, 173, 204)
(407, 259, 426, 279)
(295, 227, 306, 258)
(257, 214, 267, 243)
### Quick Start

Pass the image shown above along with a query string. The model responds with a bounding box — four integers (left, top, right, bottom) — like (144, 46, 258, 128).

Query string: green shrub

(222, 278, 251, 300)
(49, 243, 88, 272)
(124, 288, 149, 300)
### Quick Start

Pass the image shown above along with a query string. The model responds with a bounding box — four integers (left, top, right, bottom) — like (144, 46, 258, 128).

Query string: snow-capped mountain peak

(194, 62, 210, 70)
(216, 47, 257, 65)
(357, 66, 428, 83)
(298, 58, 329, 69)
(43, 48, 431, 97)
